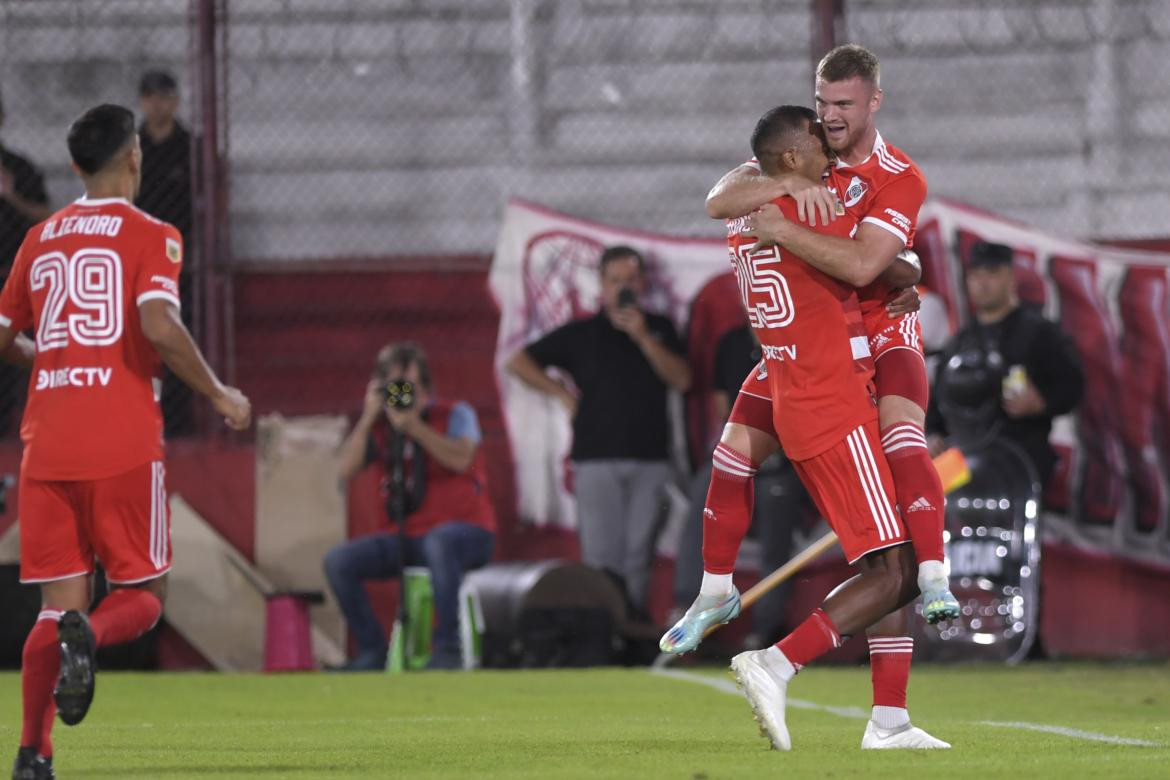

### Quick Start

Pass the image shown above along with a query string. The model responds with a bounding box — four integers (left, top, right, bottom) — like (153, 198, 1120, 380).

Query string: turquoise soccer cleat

(659, 588, 742, 654)
(921, 586, 960, 624)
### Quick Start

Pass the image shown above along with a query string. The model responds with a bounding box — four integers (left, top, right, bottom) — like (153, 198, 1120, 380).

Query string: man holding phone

(506, 245, 691, 613)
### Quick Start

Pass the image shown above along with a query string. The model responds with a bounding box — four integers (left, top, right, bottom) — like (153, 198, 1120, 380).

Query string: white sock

(699, 571, 733, 598)
(871, 705, 910, 730)
(917, 559, 948, 590)
(762, 646, 797, 682)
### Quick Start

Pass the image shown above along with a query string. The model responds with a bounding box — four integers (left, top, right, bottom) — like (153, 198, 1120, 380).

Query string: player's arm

(881, 249, 922, 289)
(706, 164, 839, 226)
(139, 299, 251, 430)
(745, 205, 904, 287)
(0, 327, 35, 368)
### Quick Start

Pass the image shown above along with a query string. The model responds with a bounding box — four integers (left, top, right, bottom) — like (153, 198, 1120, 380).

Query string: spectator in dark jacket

(927, 241, 1085, 487)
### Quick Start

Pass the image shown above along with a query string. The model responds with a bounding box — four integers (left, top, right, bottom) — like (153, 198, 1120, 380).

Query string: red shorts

(19, 460, 172, 584)
(728, 361, 777, 436)
(791, 421, 907, 564)
(866, 311, 930, 409)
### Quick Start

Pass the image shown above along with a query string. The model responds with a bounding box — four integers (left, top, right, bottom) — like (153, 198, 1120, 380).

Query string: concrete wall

(2, 0, 1167, 260)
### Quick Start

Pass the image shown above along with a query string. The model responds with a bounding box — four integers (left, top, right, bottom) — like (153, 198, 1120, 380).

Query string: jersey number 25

(30, 249, 124, 350)
(732, 244, 794, 329)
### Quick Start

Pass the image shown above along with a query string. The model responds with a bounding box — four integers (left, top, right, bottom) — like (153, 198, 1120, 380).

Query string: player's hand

(742, 203, 787, 252)
(213, 386, 252, 430)
(781, 173, 838, 227)
(1002, 379, 1046, 418)
(886, 287, 921, 318)
(610, 305, 648, 341)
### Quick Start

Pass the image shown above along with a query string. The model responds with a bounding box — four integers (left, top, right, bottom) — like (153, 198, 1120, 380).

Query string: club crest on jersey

(166, 237, 182, 264)
(844, 176, 868, 208)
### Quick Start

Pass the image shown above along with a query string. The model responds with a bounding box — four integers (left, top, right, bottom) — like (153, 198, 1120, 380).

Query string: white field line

(651, 668, 1163, 747)
(979, 721, 1161, 747)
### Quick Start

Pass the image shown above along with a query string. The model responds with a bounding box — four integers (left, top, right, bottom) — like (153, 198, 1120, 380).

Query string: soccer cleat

(861, 720, 951, 749)
(54, 610, 97, 726)
(658, 589, 741, 655)
(11, 747, 55, 780)
(920, 585, 960, 624)
(729, 649, 791, 751)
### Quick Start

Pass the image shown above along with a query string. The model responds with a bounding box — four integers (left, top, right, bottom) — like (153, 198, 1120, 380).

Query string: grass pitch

(2, 663, 1168, 778)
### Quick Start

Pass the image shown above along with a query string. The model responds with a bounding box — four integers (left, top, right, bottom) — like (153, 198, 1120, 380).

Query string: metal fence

(1, 0, 1169, 434)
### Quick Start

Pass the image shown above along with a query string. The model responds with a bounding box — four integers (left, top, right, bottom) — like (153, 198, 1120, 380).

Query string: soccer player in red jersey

(701, 45, 957, 624)
(2, 104, 251, 780)
(663, 106, 949, 751)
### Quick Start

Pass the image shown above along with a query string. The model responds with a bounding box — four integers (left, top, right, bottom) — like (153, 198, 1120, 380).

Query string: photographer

(324, 343, 495, 671)
(506, 245, 690, 614)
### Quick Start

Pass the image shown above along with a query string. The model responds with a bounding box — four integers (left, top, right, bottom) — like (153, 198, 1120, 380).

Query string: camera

(617, 288, 637, 308)
(382, 379, 415, 410)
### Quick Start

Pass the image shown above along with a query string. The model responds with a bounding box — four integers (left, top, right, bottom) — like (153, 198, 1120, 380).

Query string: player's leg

(873, 332, 958, 623)
(862, 608, 950, 749)
(15, 474, 94, 775)
(730, 421, 915, 750)
(660, 380, 779, 653)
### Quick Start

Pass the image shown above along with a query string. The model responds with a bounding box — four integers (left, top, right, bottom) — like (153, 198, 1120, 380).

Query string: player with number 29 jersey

(0, 198, 181, 481)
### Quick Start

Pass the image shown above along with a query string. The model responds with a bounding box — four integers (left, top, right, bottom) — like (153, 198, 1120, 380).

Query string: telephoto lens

(383, 380, 415, 410)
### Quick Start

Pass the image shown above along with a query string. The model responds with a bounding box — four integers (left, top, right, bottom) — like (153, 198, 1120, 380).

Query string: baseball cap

(968, 241, 1014, 270)
(138, 70, 178, 97)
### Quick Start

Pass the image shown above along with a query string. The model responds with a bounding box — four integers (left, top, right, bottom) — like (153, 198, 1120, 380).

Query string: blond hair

(816, 44, 880, 88)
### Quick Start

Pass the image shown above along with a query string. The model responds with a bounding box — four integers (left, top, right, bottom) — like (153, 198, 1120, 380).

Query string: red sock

(90, 589, 163, 647)
(21, 610, 61, 757)
(868, 635, 913, 708)
(701, 444, 756, 574)
(776, 608, 841, 670)
(880, 423, 945, 564)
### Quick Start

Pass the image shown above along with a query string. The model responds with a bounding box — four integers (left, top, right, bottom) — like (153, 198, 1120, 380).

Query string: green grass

(2, 663, 1169, 778)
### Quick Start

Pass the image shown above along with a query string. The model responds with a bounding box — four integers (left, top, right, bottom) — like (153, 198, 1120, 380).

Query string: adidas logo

(906, 497, 935, 513)
(703, 508, 716, 522)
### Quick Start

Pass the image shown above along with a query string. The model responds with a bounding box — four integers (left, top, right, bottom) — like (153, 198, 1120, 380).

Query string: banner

(489, 198, 728, 529)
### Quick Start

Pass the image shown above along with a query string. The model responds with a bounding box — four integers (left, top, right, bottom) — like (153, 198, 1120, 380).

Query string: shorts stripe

(846, 427, 901, 541)
(150, 461, 167, 569)
(857, 431, 902, 538)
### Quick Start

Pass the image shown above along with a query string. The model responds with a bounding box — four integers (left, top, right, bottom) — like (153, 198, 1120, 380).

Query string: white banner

(489, 198, 727, 529)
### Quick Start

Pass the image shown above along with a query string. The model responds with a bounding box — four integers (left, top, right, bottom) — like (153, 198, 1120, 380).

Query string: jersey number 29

(30, 249, 124, 350)
(732, 244, 795, 329)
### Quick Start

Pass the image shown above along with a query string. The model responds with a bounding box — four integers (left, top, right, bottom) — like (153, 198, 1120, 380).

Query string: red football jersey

(827, 131, 928, 319)
(726, 198, 876, 460)
(0, 197, 183, 480)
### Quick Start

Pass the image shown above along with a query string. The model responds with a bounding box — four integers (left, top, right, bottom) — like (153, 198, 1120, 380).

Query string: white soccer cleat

(729, 650, 791, 751)
(861, 720, 951, 749)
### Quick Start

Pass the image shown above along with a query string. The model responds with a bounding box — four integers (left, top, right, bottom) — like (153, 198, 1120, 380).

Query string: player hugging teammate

(662, 45, 954, 751)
